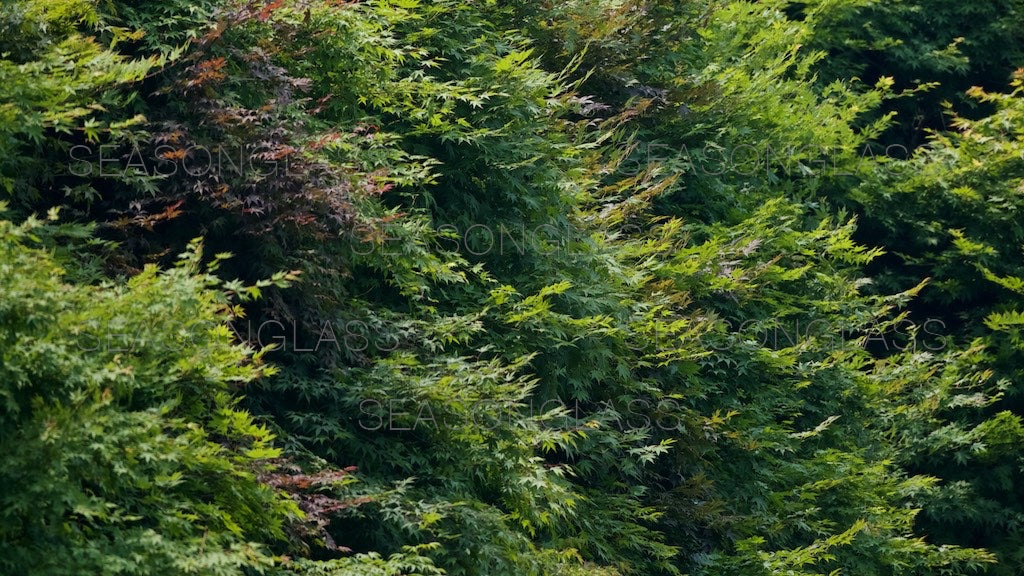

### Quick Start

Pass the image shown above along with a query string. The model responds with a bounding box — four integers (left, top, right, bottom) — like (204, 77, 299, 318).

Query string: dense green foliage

(1, 0, 1022, 574)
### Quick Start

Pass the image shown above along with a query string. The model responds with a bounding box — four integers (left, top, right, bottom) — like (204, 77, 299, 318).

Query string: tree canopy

(1, 1, 1022, 575)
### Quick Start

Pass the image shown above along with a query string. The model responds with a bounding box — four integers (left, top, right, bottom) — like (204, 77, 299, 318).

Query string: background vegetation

(1, 0, 1022, 574)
